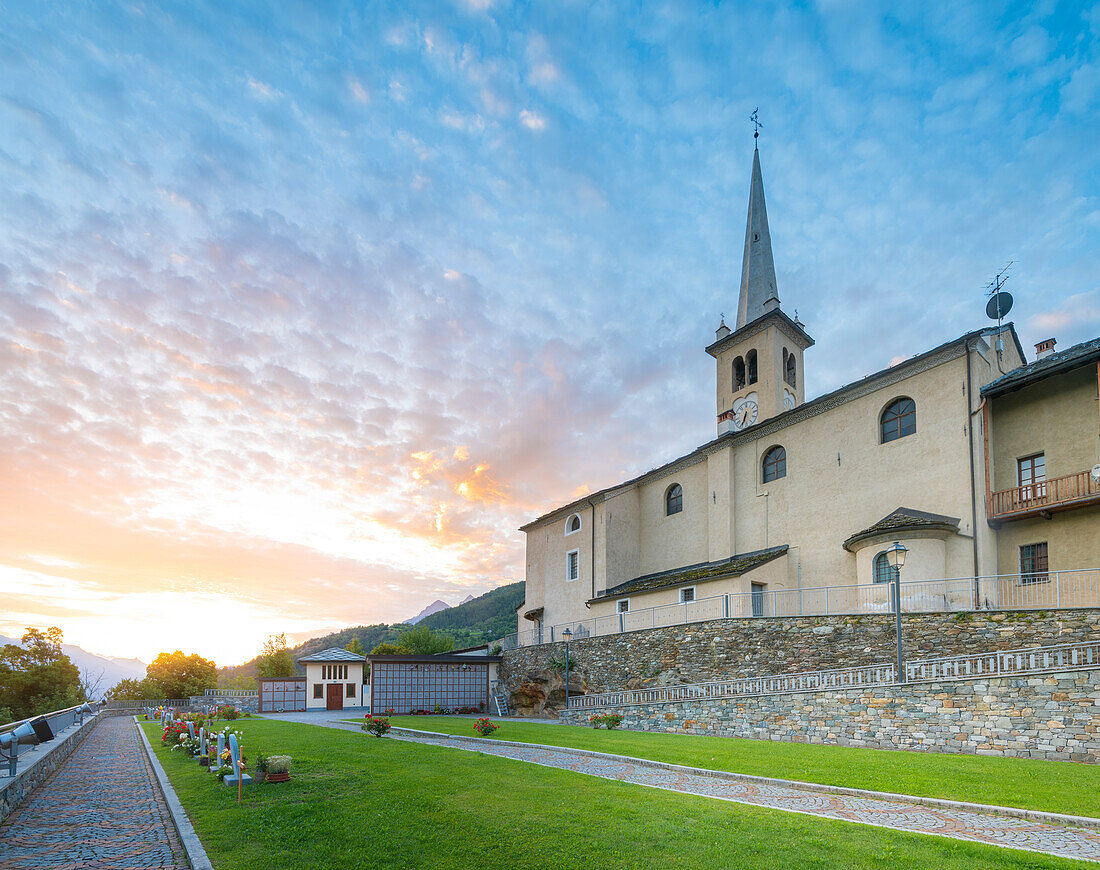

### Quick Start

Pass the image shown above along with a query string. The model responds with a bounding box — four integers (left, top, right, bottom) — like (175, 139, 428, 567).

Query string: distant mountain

(416, 582, 524, 642)
(218, 581, 525, 684)
(0, 634, 146, 699)
(407, 599, 451, 624)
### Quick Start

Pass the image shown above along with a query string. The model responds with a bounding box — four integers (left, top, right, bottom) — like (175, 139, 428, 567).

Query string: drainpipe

(965, 340, 982, 608)
(587, 497, 598, 601)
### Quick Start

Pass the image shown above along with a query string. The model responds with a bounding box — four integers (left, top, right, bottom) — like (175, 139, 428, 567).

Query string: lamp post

(885, 541, 908, 682)
(562, 628, 572, 712)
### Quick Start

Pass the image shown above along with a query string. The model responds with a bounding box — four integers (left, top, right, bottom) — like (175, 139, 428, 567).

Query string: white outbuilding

(298, 647, 367, 711)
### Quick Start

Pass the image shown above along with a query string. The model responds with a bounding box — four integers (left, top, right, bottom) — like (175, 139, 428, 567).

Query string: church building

(514, 143, 1100, 646)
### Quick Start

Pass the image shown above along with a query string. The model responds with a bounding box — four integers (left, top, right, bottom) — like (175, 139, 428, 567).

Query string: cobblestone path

(396, 731, 1100, 864)
(0, 716, 187, 869)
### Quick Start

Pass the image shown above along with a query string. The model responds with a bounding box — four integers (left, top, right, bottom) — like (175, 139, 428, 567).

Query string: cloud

(519, 109, 546, 131)
(0, 0, 1096, 665)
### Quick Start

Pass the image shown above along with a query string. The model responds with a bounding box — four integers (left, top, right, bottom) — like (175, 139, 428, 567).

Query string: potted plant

(266, 755, 292, 782)
(254, 751, 268, 784)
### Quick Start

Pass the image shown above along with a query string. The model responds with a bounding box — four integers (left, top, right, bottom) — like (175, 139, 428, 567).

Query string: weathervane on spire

(750, 107, 762, 142)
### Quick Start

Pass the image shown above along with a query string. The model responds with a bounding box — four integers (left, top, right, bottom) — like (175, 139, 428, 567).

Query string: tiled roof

(981, 336, 1100, 398)
(297, 647, 367, 664)
(591, 545, 788, 602)
(843, 507, 960, 551)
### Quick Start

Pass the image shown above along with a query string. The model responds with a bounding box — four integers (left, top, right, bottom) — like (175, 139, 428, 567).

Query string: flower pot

(198, 756, 209, 767)
(265, 772, 290, 783)
(254, 771, 266, 784)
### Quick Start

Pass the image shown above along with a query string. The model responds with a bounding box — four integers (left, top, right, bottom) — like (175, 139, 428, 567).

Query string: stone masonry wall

(500, 609, 1100, 717)
(559, 669, 1100, 764)
(0, 713, 101, 822)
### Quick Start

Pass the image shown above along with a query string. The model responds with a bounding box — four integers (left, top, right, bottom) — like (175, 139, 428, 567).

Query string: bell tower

(706, 137, 813, 436)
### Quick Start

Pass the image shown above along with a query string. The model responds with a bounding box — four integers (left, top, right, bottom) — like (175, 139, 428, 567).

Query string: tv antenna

(984, 261, 1014, 325)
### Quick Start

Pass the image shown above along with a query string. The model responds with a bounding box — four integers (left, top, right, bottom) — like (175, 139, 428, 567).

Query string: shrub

(267, 755, 292, 775)
(473, 718, 498, 736)
(362, 715, 391, 737)
(588, 713, 624, 730)
(219, 705, 240, 720)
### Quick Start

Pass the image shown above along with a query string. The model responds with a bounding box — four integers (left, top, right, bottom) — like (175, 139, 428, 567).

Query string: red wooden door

(326, 683, 343, 711)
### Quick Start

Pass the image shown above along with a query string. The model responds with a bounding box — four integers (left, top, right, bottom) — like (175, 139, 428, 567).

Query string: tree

(257, 634, 296, 679)
(345, 637, 364, 656)
(145, 651, 217, 700)
(105, 677, 161, 700)
(396, 625, 454, 655)
(0, 627, 85, 721)
(370, 642, 411, 655)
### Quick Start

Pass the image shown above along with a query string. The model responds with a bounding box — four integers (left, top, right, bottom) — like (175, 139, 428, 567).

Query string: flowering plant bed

(362, 715, 391, 737)
(473, 718, 498, 736)
(588, 713, 624, 730)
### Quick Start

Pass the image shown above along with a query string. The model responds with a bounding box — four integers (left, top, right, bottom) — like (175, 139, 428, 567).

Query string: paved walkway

(395, 730, 1100, 864)
(0, 716, 187, 869)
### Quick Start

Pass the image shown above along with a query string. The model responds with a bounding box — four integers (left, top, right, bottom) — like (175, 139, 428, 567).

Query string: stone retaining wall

(0, 714, 101, 821)
(559, 669, 1100, 763)
(501, 609, 1100, 716)
(189, 694, 259, 714)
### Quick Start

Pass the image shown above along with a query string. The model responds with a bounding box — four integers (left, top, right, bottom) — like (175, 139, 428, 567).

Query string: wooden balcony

(988, 469, 1100, 523)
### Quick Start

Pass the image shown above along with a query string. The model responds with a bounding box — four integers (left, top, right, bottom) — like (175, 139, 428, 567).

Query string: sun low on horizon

(2, 2, 1098, 666)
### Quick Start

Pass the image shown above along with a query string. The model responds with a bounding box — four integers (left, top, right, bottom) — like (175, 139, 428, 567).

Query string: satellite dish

(986, 291, 1013, 320)
(1091, 464, 1100, 484)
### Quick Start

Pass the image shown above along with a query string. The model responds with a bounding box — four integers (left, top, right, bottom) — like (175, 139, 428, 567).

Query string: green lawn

(140, 720, 1092, 870)
(387, 716, 1100, 819)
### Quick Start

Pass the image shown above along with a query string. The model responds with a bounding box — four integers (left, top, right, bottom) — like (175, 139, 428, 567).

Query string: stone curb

(134, 718, 215, 870)
(390, 726, 1100, 832)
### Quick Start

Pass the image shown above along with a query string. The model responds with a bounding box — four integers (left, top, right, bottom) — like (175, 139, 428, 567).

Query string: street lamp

(885, 541, 908, 682)
(561, 628, 573, 712)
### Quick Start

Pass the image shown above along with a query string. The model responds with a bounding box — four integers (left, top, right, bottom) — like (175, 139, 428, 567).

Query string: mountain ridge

(0, 634, 146, 699)
(218, 581, 523, 684)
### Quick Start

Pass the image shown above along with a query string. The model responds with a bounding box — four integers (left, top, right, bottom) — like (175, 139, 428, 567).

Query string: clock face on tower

(784, 391, 796, 411)
(731, 393, 758, 430)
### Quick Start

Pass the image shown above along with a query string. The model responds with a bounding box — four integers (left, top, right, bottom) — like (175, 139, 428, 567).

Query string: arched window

(746, 349, 758, 385)
(785, 350, 796, 387)
(873, 552, 894, 584)
(566, 514, 581, 535)
(762, 446, 786, 482)
(665, 483, 683, 516)
(880, 397, 917, 443)
(733, 357, 746, 391)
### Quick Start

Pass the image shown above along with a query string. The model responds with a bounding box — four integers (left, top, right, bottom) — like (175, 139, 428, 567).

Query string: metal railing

(905, 640, 1100, 682)
(204, 689, 256, 697)
(103, 698, 189, 710)
(1, 703, 97, 777)
(570, 638, 1100, 711)
(989, 469, 1100, 520)
(568, 663, 898, 711)
(494, 569, 1100, 650)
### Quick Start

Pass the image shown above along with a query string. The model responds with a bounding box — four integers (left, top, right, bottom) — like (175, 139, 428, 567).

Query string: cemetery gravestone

(212, 732, 226, 772)
(223, 733, 252, 787)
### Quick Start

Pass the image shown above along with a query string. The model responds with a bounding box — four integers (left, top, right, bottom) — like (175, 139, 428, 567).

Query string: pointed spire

(735, 144, 780, 329)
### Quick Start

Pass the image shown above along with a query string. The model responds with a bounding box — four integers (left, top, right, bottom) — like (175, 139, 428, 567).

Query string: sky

(1, 0, 1097, 667)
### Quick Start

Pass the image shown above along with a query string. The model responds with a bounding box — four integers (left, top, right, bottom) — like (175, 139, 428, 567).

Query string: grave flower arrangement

(262, 755, 292, 783)
(473, 718, 498, 736)
(172, 733, 200, 756)
(161, 721, 188, 745)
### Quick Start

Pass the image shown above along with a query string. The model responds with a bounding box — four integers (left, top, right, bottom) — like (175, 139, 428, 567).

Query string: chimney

(1035, 337, 1056, 359)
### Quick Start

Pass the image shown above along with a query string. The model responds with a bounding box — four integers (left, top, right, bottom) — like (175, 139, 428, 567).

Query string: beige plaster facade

(983, 350, 1100, 586)
(515, 148, 1100, 646)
